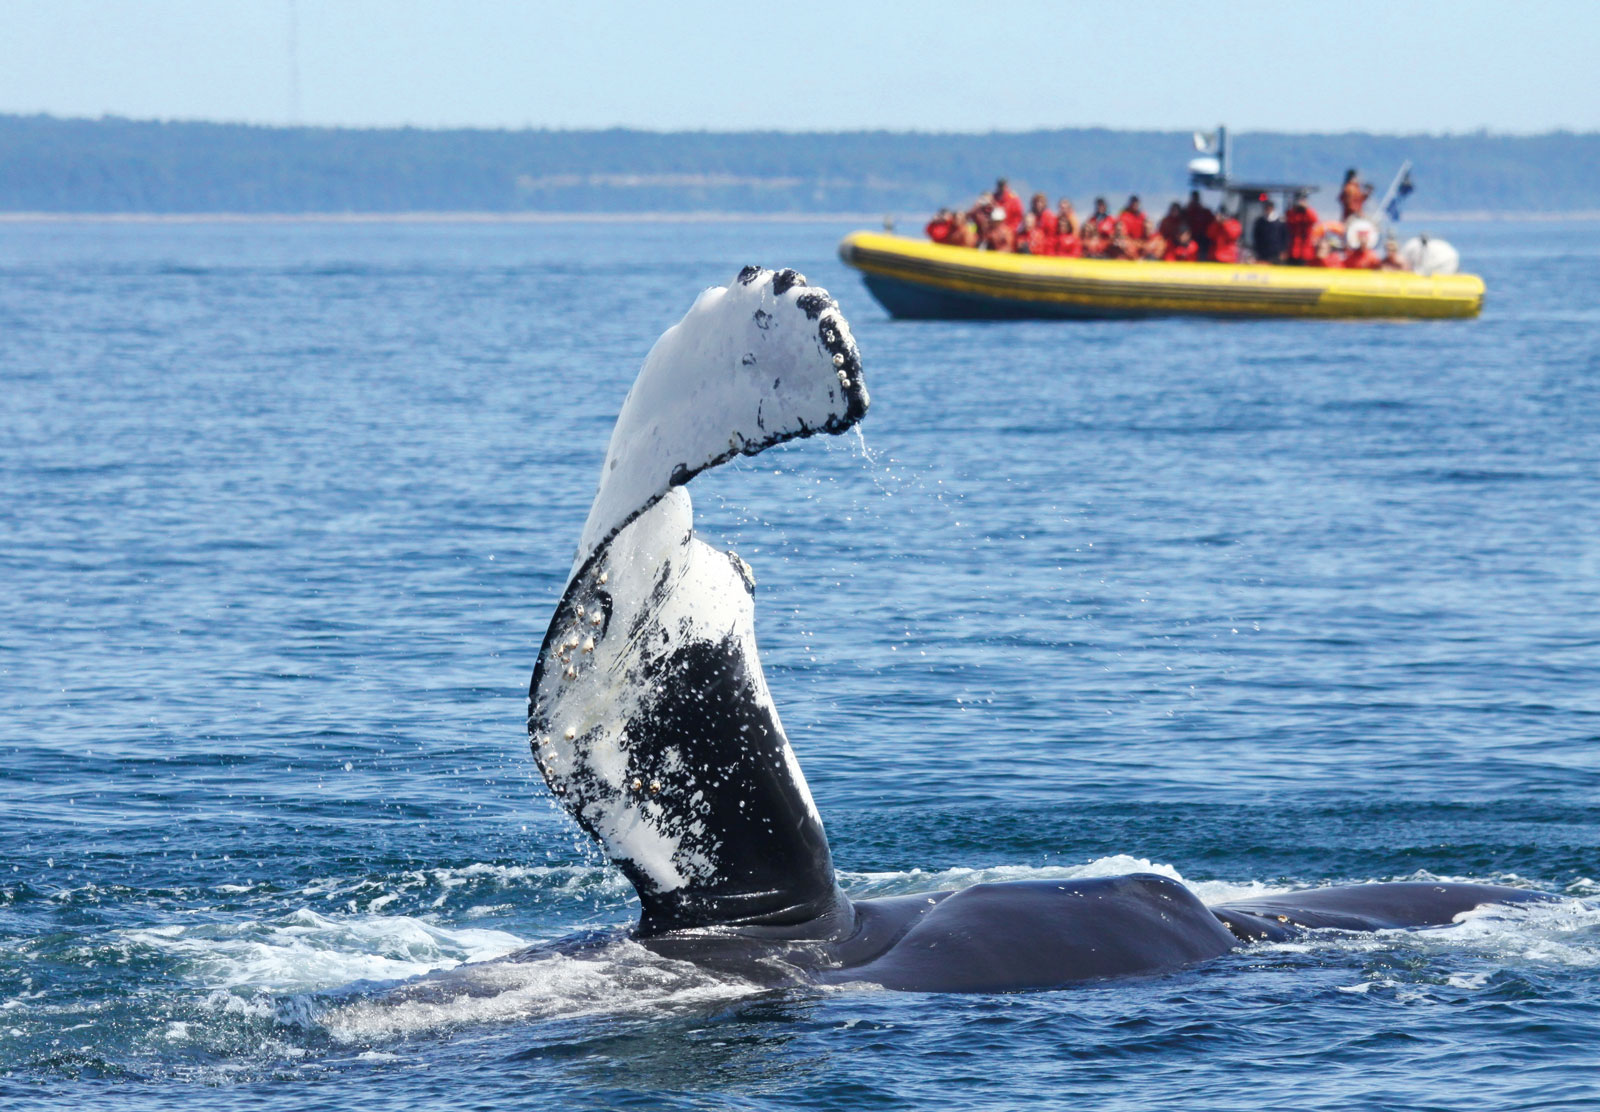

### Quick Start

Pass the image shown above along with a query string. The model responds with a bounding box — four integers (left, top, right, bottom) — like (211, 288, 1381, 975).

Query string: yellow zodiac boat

(838, 231, 1485, 321)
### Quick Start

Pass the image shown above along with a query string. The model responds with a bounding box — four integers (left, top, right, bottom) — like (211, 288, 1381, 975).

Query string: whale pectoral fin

(530, 492, 842, 937)
(833, 875, 1238, 993)
(530, 264, 867, 939)
(572, 266, 867, 571)
(1210, 881, 1556, 941)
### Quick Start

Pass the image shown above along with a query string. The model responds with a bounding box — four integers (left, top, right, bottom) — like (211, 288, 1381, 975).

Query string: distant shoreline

(0, 211, 887, 225)
(2, 210, 1598, 225)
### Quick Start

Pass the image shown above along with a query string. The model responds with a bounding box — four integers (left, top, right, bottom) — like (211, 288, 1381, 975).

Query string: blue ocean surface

(1, 217, 1597, 1111)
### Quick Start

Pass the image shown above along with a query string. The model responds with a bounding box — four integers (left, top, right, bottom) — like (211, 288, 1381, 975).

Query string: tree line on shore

(1, 114, 1595, 215)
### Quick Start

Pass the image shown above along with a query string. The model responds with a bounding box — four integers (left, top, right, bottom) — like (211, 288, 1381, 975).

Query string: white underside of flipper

(572, 267, 867, 578)
(534, 488, 819, 896)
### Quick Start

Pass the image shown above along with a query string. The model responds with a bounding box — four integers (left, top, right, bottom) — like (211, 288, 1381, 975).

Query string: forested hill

(3, 114, 1597, 215)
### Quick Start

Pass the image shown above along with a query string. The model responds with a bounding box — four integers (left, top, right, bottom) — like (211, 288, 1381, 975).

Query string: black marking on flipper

(772, 269, 807, 295)
(737, 265, 764, 285)
(753, 309, 772, 330)
(795, 291, 830, 320)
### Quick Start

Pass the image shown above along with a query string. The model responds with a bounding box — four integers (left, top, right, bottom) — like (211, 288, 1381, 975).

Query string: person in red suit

(1339, 170, 1372, 221)
(1056, 198, 1081, 238)
(1164, 228, 1200, 261)
(1343, 242, 1380, 269)
(983, 209, 1016, 252)
(1025, 215, 1055, 256)
(994, 178, 1025, 235)
(925, 209, 959, 244)
(1208, 210, 1243, 263)
(1082, 197, 1115, 257)
(1286, 193, 1320, 264)
(1030, 193, 1058, 240)
(1117, 195, 1150, 244)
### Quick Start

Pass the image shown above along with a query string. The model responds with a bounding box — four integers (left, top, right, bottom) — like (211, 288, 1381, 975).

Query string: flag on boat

(1385, 171, 1414, 221)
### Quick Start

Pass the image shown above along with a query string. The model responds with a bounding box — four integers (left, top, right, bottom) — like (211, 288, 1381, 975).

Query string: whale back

(531, 268, 865, 935)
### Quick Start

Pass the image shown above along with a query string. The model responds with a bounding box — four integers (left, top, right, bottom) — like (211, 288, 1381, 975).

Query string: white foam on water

(1255, 894, 1600, 1001)
(122, 908, 527, 993)
(323, 939, 762, 1044)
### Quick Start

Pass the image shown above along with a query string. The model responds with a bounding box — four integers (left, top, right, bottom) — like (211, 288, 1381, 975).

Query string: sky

(1, 0, 1594, 135)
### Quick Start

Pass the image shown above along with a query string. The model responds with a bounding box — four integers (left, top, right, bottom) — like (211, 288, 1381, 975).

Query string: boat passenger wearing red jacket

(995, 178, 1025, 234)
(925, 209, 959, 244)
(1030, 193, 1058, 237)
(1164, 228, 1199, 262)
(1286, 193, 1320, 264)
(983, 212, 1015, 252)
(1082, 198, 1114, 256)
(1054, 227, 1083, 257)
(1117, 195, 1150, 243)
(1208, 212, 1243, 263)
(1343, 244, 1380, 269)
(1107, 226, 1141, 260)
(1056, 199, 1080, 238)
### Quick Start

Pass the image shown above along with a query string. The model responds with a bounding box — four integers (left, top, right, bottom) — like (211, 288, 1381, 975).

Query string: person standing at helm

(1339, 169, 1372, 222)
(1286, 192, 1320, 264)
(1253, 198, 1288, 263)
(1183, 190, 1215, 256)
(994, 178, 1025, 235)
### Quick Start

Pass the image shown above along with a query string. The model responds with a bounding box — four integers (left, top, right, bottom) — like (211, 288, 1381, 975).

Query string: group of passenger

(925, 175, 1410, 270)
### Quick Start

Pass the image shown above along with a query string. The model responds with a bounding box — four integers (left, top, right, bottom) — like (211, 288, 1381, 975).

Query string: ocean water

(2, 217, 1598, 1111)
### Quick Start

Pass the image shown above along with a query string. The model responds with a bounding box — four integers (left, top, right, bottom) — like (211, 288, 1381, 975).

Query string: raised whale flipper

(571, 265, 867, 575)
(530, 268, 865, 937)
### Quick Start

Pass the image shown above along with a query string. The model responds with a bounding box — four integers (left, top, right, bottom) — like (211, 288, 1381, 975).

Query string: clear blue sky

(1, 0, 1593, 134)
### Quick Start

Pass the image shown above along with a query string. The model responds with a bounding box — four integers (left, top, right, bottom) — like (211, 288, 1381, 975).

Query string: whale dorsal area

(572, 266, 866, 576)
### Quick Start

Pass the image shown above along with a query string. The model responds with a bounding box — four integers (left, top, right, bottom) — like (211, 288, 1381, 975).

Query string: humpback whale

(522, 265, 1549, 994)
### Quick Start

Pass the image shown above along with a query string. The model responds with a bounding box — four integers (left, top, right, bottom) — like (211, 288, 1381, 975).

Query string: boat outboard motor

(1401, 234, 1460, 276)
